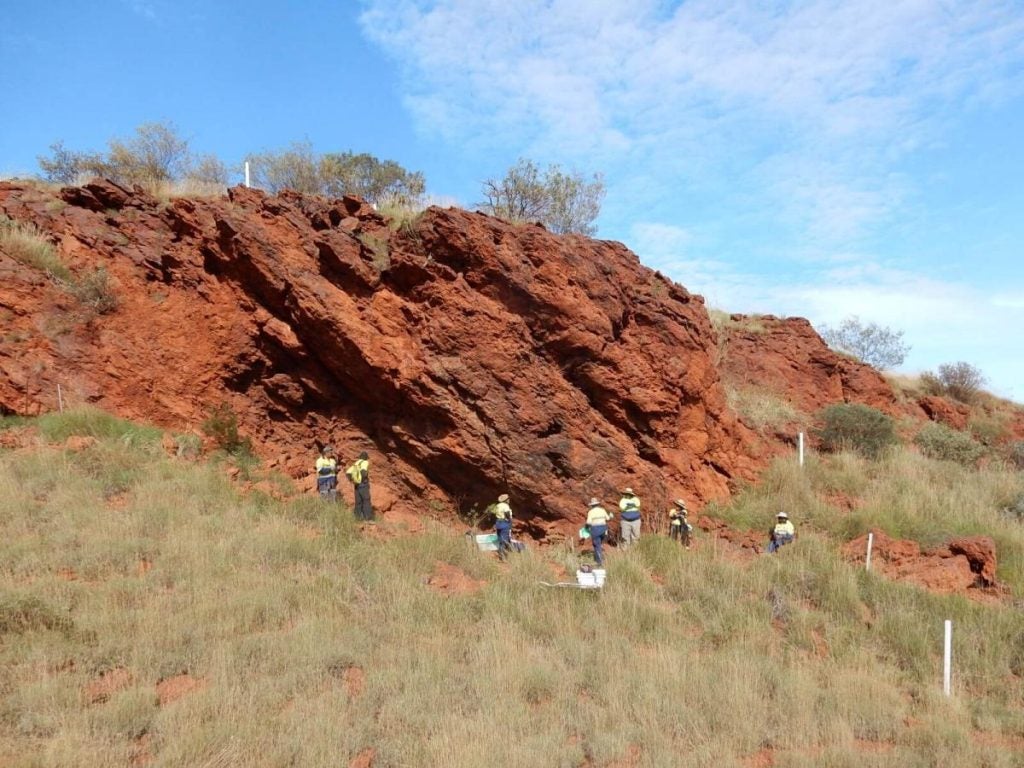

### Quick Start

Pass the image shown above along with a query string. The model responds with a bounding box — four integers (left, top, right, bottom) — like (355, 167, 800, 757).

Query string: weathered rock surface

(719, 315, 900, 416)
(842, 530, 1003, 600)
(0, 180, 759, 536)
(917, 395, 971, 431)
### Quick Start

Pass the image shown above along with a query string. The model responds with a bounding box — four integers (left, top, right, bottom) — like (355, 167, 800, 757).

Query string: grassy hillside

(1, 410, 1023, 767)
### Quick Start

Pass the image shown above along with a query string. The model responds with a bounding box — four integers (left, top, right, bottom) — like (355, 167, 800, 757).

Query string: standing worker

(668, 499, 692, 549)
(618, 487, 642, 548)
(493, 493, 513, 560)
(315, 444, 338, 501)
(585, 498, 613, 567)
(345, 451, 374, 522)
(767, 512, 795, 553)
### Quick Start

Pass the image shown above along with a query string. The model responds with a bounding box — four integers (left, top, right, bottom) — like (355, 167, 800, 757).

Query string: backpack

(344, 461, 362, 485)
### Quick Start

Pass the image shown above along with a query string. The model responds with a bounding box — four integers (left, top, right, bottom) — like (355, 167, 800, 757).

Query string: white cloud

(361, 0, 1024, 244)
(360, 1, 1024, 398)
(632, 251, 1024, 400)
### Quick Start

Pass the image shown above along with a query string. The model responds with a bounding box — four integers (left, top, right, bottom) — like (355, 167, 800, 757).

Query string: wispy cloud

(360, 1, 1024, 396)
(120, 0, 159, 20)
(361, 0, 1023, 242)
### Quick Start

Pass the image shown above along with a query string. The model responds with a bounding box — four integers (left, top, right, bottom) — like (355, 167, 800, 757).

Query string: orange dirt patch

(853, 739, 895, 754)
(843, 529, 1006, 602)
(698, 516, 762, 561)
(85, 667, 133, 704)
(426, 561, 485, 595)
(972, 731, 1024, 750)
(342, 666, 365, 699)
(348, 747, 375, 768)
(607, 743, 643, 768)
(129, 733, 154, 766)
(296, 526, 322, 540)
(57, 567, 78, 581)
(810, 628, 829, 659)
(156, 673, 206, 706)
(823, 491, 860, 512)
(136, 558, 153, 576)
(63, 435, 98, 452)
(741, 747, 774, 767)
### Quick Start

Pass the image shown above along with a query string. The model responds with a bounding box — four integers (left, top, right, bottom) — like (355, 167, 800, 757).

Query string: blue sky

(2, 0, 1022, 399)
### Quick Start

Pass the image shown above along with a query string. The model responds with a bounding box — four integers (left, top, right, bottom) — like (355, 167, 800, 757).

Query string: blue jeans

(768, 534, 794, 553)
(590, 524, 607, 565)
(317, 476, 337, 499)
(496, 521, 512, 559)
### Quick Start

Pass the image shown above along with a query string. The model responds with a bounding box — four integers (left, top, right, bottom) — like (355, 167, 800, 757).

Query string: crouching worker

(493, 493, 513, 560)
(767, 512, 795, 553)
(668, 499, 692, 549)
(315, 445, 338, 501)
(585, 498, 612, 566)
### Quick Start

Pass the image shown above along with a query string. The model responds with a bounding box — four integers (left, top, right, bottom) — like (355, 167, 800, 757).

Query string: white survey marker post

(57, 383, 64, 413)
(865, 532, 874, 571)
(798, 432, 805, 467)
(943, 619, 952, 696)
(244, 161, 251, 188)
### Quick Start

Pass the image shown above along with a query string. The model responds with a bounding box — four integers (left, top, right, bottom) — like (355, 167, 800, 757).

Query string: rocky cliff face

(0, 180, 760, 535)
(719, 314, 899, 416)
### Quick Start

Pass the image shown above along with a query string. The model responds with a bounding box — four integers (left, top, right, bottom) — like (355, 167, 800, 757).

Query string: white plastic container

(576, 569, 607, 588)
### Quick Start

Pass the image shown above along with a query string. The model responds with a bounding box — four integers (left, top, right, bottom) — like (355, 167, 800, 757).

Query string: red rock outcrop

(0, 179, 759, 537)
(917, 395, 970, 431)
(842, 530, 1003, 601)
(720, 315, 900, 416)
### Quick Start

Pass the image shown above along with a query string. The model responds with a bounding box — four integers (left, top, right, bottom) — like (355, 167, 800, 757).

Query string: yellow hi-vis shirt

(586, 506, 612, 526)
(773, 520, 795, 537)
(315, 456, 337, 477)
(669, 509, 687, 527)
(494, 501, 512, 521)
(618, 496, 641, 513)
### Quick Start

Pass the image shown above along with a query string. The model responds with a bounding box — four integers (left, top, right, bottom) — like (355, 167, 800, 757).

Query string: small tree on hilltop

(38, 121, 224, 189)
(920, 361, 986, 404)
(245, 142, 322, 195)
(320, 152, 425, 206)
(478, 158, 605, 235)
(106, 121, 192, 185)
(818, 315, 910, 369)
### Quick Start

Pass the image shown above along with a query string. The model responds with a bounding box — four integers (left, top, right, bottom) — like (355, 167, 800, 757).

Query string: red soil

(426, 561, 485, 595)
(155, 673, 206, 705)
(84, 667, 132, 704)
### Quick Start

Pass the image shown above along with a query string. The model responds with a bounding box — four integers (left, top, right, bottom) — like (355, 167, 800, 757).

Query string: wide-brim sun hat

(674, 498, 687, 508)
(498, 493, 509, 502)
(622, 487, 634, 494)
(777, 512, 789, 519)
(588, 498, 600, 507)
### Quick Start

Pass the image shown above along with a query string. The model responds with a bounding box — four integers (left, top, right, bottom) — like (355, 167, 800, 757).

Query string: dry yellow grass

(1, 410, 1022, 767)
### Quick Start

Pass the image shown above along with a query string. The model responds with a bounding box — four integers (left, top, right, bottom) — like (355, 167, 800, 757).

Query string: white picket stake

(798, 432, 805, 467)
(865, 532, 874, 571)
(244, 161, 251, 188)
(943, 619, 952, 696)
(57, 383, 64, 414)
